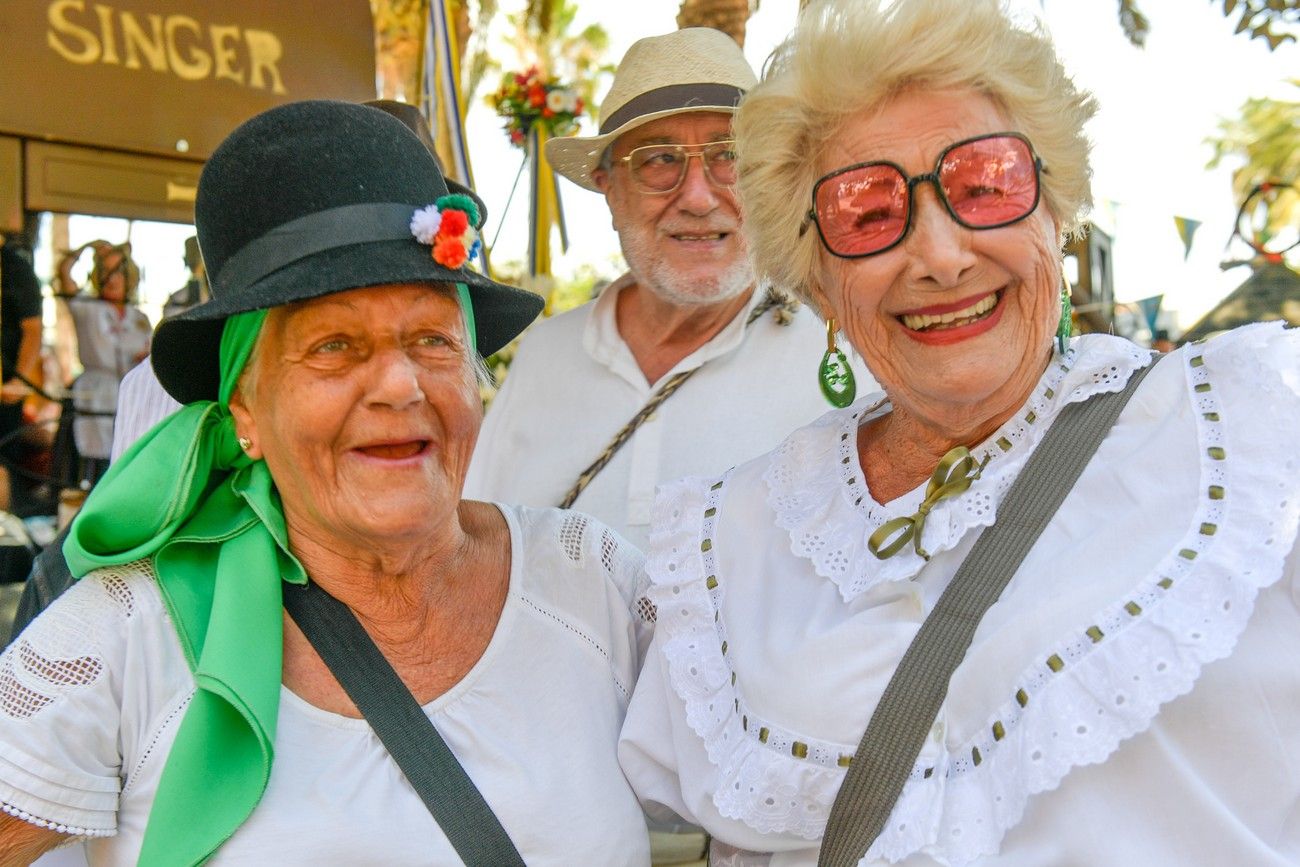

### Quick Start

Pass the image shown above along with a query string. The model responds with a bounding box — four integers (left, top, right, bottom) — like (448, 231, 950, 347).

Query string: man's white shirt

(465, 276, 875, 549)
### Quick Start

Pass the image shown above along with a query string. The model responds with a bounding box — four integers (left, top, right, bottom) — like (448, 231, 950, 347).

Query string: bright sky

(470, 0, 1297, 334)
(55, 0, 1296, 335)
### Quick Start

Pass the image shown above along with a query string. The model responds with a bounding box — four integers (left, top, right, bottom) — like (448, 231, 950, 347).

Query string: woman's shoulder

(0, 558, 186, 841)
(1190, 320, 1298, 395)
(1065, 323, 1297, 406)
(14, 559, 166, 640)
(493, 503, 644, 611)
(8, 559, 175, 671)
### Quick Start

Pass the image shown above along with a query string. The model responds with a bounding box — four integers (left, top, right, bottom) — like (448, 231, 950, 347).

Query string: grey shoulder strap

(818, 356, 1159, 867)
(283, 580, 527, 867)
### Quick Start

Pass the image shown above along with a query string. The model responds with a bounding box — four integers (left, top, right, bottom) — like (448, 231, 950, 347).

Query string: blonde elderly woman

(619, 1, 1300, 865)
(0, 101, 651, 866)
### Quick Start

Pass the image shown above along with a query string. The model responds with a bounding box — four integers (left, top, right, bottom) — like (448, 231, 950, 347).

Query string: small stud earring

(237, 436, 253, 452)
(818, 318, 857, 408)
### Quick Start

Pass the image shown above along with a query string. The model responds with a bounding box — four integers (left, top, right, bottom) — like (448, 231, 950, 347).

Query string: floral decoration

(410, 193, 482, 269)
(488, 66, 584, 147)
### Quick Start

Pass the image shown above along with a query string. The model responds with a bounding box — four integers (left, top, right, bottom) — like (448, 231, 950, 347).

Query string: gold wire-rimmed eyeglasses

(616, 140, 738, 194)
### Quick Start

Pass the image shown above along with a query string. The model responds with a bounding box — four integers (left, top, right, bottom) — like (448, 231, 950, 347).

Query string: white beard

(618, 229, 756, 307)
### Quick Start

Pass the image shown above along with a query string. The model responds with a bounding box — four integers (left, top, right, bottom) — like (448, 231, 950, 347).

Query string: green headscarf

(63, 284, 479, 865)
(66, 308, 300, 865)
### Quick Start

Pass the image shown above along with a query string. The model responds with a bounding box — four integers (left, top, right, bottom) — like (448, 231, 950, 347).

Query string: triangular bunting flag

(1174, 216, 1201, 260)
(1135, 295, 1163, 334)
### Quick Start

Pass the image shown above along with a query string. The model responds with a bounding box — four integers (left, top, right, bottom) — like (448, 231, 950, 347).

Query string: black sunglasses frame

(804, 131, 1046, 259)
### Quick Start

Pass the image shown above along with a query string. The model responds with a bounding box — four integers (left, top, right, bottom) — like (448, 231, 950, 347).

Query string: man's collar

(582, 274, 768, 387)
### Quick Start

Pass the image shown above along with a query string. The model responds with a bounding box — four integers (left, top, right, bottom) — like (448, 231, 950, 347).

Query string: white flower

(545, 90, 567, 113)
(410, 205, 443, 244)
(562, 90, 578, 113)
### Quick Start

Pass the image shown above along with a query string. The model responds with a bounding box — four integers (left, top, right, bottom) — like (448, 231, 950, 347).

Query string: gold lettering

(209, 24, 244, 84)
(93, 4, 119, 64)
(121, 12, 166, 72)
(46, 0, 100, 65)
(244, 29, 286, 94)
(165, 16, 211, 81)
(46, 3, 292, 93)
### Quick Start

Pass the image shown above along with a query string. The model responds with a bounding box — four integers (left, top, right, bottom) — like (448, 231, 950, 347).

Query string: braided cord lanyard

(558, 292, 788, 509)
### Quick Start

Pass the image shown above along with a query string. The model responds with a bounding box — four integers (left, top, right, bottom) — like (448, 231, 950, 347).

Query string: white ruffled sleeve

(620, 476, 807, 856)
(0, 565, 159, 837)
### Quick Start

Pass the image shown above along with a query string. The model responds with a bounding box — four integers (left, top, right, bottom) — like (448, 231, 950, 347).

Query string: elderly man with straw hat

(465, 28, 870, 552)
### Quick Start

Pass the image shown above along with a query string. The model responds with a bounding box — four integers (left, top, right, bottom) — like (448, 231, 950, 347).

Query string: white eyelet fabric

(621, 324, 1300, 866)
(764, 336, 1153, 599)
(0, 505, 653, 865)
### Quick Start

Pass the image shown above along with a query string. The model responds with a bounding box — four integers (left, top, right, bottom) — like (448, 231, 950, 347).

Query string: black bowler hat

(151, 99, 543, 405)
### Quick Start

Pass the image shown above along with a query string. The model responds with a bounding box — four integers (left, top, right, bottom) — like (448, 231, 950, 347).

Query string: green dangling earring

(1056, 269, 1074, 356)
(819, 318, 857, 408)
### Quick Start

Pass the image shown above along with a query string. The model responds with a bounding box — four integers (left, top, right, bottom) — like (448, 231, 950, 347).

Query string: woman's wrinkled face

(814, 88, 1062, 431)
(229, 284, 481, 550)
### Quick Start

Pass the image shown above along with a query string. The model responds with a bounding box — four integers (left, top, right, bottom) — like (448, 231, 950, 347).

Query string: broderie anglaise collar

(763, 335, 1154, 600)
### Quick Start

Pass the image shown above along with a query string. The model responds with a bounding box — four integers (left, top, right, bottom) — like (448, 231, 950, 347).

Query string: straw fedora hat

(545, 28, 757, 193)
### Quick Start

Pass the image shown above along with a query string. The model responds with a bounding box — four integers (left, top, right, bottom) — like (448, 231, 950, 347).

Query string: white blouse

(620, 323, 1300, 866)
(1, 504, 652, 865)
(65, 298, 152, 461)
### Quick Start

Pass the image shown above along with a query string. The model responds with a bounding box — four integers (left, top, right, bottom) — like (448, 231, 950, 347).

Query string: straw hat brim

(545, 104, 739, 193)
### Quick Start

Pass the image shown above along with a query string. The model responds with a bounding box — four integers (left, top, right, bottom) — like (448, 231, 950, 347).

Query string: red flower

(510, 129, 525, 145)
(439, 210, 469, 236)
(542, 108, 554, 118)
(433, 236, 468, 269)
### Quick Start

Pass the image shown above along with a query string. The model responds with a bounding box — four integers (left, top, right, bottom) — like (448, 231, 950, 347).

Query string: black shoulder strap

(818, 355, 1160, 867)
(282, 580, 526, 867)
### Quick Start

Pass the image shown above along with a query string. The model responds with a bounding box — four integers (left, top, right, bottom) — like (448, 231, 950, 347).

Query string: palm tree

(1207, 81, 1299, 242)
(373, 0, 427, 102)
(373, 0, 487, 104)
(1115, 0, 1296, 51)
(496, 0, 612, 110)
(676, 0, 758, 47)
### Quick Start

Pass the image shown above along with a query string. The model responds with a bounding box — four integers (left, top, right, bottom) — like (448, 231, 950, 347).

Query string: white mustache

(662, 225, 736, 236)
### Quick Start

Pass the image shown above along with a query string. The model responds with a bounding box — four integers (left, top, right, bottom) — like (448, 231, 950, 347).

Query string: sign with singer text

(0, 0, 375, 160)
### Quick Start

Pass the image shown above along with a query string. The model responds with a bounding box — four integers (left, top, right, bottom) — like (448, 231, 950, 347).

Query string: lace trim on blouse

(763, 336, 1152, 599)
(0, 562, 152, 837)
(646, 324, 1300, 863)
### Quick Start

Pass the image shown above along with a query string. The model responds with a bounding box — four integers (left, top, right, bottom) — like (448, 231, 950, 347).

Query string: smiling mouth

(671, 232, 728, 242)
(899, 291, 1001, 332)
(356, 441, 429, 460)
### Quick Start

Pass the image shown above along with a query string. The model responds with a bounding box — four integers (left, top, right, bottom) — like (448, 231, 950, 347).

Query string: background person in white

(464, 28, 872, 550)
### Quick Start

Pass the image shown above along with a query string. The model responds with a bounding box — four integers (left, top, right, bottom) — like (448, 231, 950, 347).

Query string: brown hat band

(598, 83, 745, 135)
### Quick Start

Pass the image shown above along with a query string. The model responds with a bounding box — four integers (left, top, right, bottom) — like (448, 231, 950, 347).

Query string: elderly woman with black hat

(0, 101, 651, 865)
(619, 0, 1300, 864)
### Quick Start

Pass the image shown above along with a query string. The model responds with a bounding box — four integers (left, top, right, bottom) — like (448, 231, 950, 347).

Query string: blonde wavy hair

(734, 0, 1098, 306)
